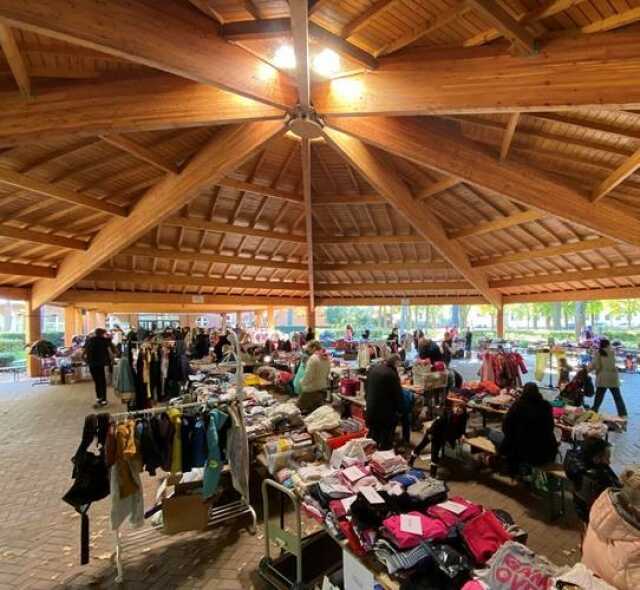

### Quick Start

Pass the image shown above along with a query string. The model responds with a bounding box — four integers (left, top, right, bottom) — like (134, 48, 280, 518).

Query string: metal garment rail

(112, 328, 256, 583)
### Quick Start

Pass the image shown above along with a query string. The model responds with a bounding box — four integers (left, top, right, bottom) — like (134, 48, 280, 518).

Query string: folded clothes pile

(370, 450, 409, 479)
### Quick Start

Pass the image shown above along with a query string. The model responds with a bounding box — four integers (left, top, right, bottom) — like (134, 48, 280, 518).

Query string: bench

(459, 436, 567, 520)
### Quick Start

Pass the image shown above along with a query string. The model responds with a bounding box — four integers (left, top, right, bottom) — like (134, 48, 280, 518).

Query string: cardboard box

(162, 494, 209, 534)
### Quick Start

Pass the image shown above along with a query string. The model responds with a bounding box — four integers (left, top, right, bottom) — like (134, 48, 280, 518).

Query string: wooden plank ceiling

(0, 0, 639, 309)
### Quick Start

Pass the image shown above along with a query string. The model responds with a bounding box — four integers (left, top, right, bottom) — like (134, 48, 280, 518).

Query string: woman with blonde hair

(582, 467, 640, 590)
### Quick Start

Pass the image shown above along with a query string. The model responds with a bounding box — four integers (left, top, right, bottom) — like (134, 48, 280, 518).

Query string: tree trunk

(552, 303, 561, 330)
(575, 302, 586, 341)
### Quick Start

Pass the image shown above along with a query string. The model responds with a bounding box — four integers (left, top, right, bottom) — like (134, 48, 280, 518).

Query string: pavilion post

(25, 301, 42, 377)
(64, 305, 76, 346)
(496, 306, 505, 339)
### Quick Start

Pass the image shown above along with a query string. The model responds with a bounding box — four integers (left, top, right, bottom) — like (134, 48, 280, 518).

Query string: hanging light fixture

(313, 48, 340, 77)
(273, 45, 296, 69)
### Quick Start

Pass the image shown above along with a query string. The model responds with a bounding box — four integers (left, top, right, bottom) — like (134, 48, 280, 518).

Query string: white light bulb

(313, 49, 340, 77)
(273, 45, 296, 69)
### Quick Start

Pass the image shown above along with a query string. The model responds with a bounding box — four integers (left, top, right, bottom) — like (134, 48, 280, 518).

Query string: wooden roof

(0, 0, 639, 313)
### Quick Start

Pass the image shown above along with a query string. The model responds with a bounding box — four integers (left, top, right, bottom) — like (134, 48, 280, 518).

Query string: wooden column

(267, 306, 275, 330)
(96, 311, 106, 329)
(25, 301, 41, 377)
(496, 306, 505, 339)
(64, 305, 76, 346)
(306, 304, 316, 329)
(235, 311, 241, 328)
(86, 309, 97, 333)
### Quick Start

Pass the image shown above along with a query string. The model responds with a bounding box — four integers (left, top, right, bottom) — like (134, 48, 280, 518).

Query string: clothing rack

(113, 328, 256, 583)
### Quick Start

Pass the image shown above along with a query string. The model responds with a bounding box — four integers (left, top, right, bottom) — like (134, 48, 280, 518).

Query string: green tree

(606, 299, 640, 327)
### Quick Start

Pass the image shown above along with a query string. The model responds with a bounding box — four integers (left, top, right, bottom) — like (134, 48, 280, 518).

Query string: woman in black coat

(499, 382, 559, 473)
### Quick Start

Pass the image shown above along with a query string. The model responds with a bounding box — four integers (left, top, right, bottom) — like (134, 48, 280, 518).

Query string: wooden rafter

(313, 30, 640, 116)
(471, 238, 617, 269)
(86, 270, 307, 292)
(313, 194, 382, 205)
(123, 246, 306, 271)
(326, 116, 640, 248)
(342, 0, 397, 39)
(315, 233, 423, 245)
(290, 4, 311, 108)
(101, 135, 178, 175)
(505, 287, 640, 304)
(317, 295, 486, 306)
(218, 178, 302, 204)
(466, 0, 536, 56)
(316, 260, 451, 272)
(522, 0, 587, 23)
(581, 8, 640, 34)
(317, 281, 470, 292)
(378, 1, 471, 56)
(0, 225, 88, 251)
(415, 177, 461, 201)
(0, 76, 284, 148)
(449, 210, 544, 240)
(30, 120, 286, 308)
(500, 113, 521, 161)
(323, 126, 502, 306)
(0, 0, 296, 109)
(591, 146, 640, 203)
(0, 262, 55, 278)
(0, 167, 127, 217)
(0, 24, 30, 97)
(165, 217, 306, 244)
(221, 19, 378, 70)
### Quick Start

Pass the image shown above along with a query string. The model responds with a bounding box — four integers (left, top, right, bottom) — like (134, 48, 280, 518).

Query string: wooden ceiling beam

(0, 286, 28, 300)
(342, 0, 397, 39)
(323, 126, 501, 306)
(165, 216, 306, 244)
(0, 76, 284, 148)
(379, 1, 471, 56)
(581, 7, 640, 34)
(316, 295, 486, 306)
(290, 4, 311, 108)
(0, 24, 30, 97)
(313, 29, 640, 115)
(221, 19, 378, 70)
(85, 270, 308, 292)
(505, 287, 640, 304)
(101, 135, 178, 175)
(500, 113, 520, 161)
(312, 193, 383, 205)
(217, 178, 303, 204)
(30, 120, 286, 308)
(308, 0, 332, 16)
(0, 167, 127, 217)
(58, 290, 306, 307)
(449, 210, 544, 240)
(0, 225, 88, 251)
(466, 0, 536, 55)
(522, 0, 587, 23)
(316, 281, 471, 292)
(492, 264, 640, 290)
(471, 237, 617, 268)
(592, 146, 640, 203)
(0, 0, 296, 109)
(0, 261, 55, 278)
(326, 116, 640, 248)
(315, 233, 423, 245)
(316, 260, 451, 272)
(415, 177, 461, 201)
(123, 246, 307, 271)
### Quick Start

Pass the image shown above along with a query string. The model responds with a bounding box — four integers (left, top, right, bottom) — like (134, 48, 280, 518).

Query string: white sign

(360, 486, 384, 505)
(400, 514, 423, 536)
(343, 466, 366, 483)
(437, 500, 468, 515)
(195, 316, 209, 327)
(343, 549, 375, 590)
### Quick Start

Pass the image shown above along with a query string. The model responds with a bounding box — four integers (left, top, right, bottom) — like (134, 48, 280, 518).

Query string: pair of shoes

(94, 399, 108, 408)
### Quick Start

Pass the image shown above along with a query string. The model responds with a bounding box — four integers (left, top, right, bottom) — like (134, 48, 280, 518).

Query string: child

(557, 357, 572, 390)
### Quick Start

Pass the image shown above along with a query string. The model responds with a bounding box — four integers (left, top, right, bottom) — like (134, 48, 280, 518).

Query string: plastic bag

(293, 361, 305, 395)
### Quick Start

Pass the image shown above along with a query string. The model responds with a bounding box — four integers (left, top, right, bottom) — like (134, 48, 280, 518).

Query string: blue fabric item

(391, 469, 425, 488)
(191, 416, 208, 468)
(203, 409, 228, 499)
(115, 357, 136, 393)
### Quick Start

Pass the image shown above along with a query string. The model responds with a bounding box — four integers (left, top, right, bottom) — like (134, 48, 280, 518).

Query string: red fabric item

(432, 361, 446, 372)
(462, 511, 512, 565)
(340, 378, 360, 396)
(382, 512, 448, 549)
(552, 407, 565, 418)
(338, 520, 366, 556)
(426, 496, 483, 528)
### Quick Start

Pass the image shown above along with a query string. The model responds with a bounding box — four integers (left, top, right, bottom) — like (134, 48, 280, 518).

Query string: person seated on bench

(409, 399, 468, 477)
(565, 437, 621, 523)
(485, 382, 559, 474)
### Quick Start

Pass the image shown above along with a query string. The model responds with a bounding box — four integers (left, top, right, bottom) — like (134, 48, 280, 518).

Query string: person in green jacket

(592, 338, 627, 417)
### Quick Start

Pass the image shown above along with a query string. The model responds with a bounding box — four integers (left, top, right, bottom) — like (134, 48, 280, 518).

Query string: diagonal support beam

(101, 134, 178, 174)
(323, 125, 502, 307)
(30, 119, 286, 308)
(0, 0, 296, 109)
(592, 146, 640, 202)
(0, 24, 30, 97)
(325, 116, 640, 249)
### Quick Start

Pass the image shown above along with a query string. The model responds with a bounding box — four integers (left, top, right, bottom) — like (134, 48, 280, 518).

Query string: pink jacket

(582, 490, 640, 590)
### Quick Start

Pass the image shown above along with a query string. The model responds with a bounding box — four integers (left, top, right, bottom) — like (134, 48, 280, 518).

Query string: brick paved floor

(0, 371, 636, 589)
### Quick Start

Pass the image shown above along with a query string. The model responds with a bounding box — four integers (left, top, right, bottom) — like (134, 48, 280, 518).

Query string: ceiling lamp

(273, 45, 296, 69)
(313, 48, 340, 77)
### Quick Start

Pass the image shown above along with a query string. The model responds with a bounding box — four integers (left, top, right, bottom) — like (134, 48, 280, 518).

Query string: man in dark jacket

(83, 328, 115, 407)
(365, 355, 403, 450)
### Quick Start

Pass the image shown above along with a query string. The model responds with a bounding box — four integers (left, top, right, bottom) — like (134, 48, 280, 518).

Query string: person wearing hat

(365, 354, 403, 450)
(583, 466, 640, 590)
(297, 341, 331, 414)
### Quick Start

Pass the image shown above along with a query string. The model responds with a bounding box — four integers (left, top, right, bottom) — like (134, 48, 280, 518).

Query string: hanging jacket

(114, 357, 136, 395)
(167, 407, 182, 474)
(203, 409, 228, 499)
(582, 489, 640, 590)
